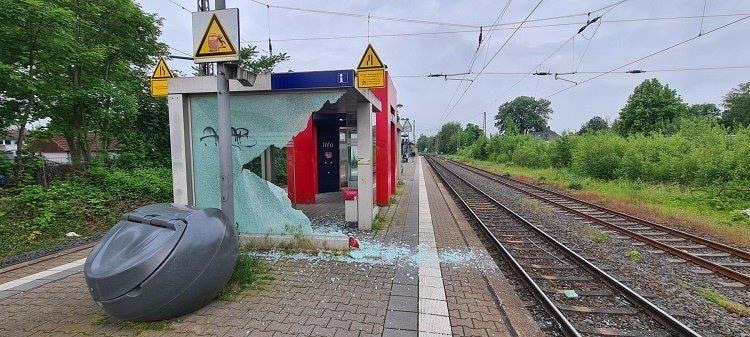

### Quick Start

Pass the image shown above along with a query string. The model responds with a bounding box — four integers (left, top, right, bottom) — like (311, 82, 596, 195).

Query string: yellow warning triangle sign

(357, 44, 384, 69)
(151, 57, 173, 79)
(196, 14, 237, 57)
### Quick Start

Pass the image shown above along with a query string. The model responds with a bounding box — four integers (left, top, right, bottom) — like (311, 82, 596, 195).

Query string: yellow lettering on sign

(195, 14, 237, 58)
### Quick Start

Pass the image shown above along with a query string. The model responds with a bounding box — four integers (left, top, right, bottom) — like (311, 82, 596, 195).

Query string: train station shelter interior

(166, 69, 400, 231)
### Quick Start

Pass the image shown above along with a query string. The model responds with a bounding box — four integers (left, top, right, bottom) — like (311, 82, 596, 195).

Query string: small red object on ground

(348, 235, 360, 249)
(342, 188, 358, 201)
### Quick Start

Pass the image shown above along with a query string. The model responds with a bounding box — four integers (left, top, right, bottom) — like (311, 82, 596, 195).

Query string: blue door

(317, 125, 340, 193)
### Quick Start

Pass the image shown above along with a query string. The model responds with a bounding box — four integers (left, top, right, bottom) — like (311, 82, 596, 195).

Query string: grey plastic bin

(84, 203, 238, 321)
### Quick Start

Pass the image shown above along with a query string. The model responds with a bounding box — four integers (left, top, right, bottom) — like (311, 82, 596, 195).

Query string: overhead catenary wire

(169, 46, 192, 57)
(167, 0, 190, 12)
(439, 0, 546, 125)
(436, 0, 513, 137)
(546, 14, 750, 98)
(248, 0, 625, 30)
(240, 12, 749, 43)
(391, 65, 750, 78)
(575, 18, 603, 72)
(468, 0, 627, 120)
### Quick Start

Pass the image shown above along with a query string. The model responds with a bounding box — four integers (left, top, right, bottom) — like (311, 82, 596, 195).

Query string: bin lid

(85, 207, 188, 301)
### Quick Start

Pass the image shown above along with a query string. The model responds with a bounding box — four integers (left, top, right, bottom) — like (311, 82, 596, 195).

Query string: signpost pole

(215, 0, 234, 227)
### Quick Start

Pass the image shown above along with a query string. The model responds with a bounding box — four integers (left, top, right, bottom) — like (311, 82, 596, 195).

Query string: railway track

(426, 156, 700, 337)
(441, 157, 750, 286)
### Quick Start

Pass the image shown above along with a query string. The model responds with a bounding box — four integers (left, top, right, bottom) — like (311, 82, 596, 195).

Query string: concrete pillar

(357, 101, 374, 230)
(395, 126, 401, 184)
(167, 94, 191, 205)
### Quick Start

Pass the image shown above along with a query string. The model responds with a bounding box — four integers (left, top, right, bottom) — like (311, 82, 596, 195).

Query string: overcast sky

(137, 0, 750, 136)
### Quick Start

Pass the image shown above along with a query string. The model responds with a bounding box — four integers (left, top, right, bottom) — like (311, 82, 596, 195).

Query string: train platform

(0, 157, 542, 337)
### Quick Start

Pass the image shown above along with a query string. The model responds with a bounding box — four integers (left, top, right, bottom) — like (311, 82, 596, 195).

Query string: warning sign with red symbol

(192, 9, 240, 63)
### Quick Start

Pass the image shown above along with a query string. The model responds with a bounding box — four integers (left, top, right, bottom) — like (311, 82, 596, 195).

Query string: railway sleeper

(576, 326, 673, 337)
(521, 263, 576, 270)
(556, 304, 641, 315)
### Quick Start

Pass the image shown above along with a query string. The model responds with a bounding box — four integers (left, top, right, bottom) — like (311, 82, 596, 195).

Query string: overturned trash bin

(84, 203, 238, 321)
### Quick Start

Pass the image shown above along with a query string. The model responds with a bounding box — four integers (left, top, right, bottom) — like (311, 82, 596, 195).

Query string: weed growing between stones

(217, 255, 273, 301)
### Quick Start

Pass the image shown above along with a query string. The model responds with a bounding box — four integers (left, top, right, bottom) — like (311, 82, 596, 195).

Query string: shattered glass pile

(190, 92, 345, 235)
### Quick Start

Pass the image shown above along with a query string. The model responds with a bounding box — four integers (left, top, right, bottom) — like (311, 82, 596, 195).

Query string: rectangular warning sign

(357, 69, 385, 89)
(192, 9, 240, 63)
(151, 79, 169, 97)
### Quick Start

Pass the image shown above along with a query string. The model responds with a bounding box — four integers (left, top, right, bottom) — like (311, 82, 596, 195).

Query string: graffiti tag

(200, 126, 257, 149)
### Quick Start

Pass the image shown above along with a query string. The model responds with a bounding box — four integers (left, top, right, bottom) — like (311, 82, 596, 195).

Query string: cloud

(139, 0, 750, 134)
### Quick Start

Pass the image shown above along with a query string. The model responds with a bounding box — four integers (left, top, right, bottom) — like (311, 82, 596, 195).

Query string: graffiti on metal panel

(199, 126, 257, 149)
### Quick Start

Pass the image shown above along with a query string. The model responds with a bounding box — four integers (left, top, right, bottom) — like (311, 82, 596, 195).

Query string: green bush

(571, 133, 626, 180)
(458, 119, 749, 192)
(0, 166, 173, 259)
(87, 166, 173, 200)
(511, 139, 551, 168)
(549, 135, 577, 168)
(468, 137, 489, 160)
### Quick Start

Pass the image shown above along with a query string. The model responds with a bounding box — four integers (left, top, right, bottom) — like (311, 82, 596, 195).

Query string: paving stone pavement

(0, 159, 542, 337)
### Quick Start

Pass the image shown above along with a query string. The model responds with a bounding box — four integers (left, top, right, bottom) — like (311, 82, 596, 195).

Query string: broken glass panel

(190, 91, 345, 235)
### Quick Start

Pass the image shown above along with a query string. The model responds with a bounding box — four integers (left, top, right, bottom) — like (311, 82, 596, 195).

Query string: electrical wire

(247, 0, 628, 30)
(391, 65, 750, 78)
(167, 0, 191, 13)
(439, 0, 546, 124)
(699, 0, 708, 35)
(248, 0, 478, 28)
(575, 19, 602, 71)
(440, 1, 513, 128)
(470, 0, 627, 119)
(240, 13, 749, 43)
(546, 15, 750, 98)
(169, 46, 192, 56)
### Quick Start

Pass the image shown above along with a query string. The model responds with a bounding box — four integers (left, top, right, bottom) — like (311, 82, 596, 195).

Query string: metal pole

(215, 0, 234, 227)
(483, 111, 487, 137)
(198, 0, 212, 76)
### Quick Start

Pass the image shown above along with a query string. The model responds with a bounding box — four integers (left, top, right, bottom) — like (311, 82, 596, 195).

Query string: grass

(217, 254, 273, 301)
(699, 288, 750, 317)
(371, 214, 386, 232)
(452, 156, 750, 247)
(91, 312, 174, 334)
(389, 196, 398, 205)
(589, 229, 610, 244)
(626, 250, 642, 262)
(123, 321, 173, 333)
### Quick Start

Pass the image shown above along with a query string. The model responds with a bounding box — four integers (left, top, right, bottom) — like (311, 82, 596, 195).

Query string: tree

(617, 78, 686, 135)
(721, 82, 750, 128)
(436, 122, 462, 154)
(686, 103, 721, 119)
(0, 0, 75, 167)
(461, 123, 484, 145)
(578, 116, 609, 134)
(416, 134, 434, 153)
(192, 45, 289, 76)
(494, 96, 552, 134)
(38, 1, 167, 166)
(237, 45, 289, 74)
